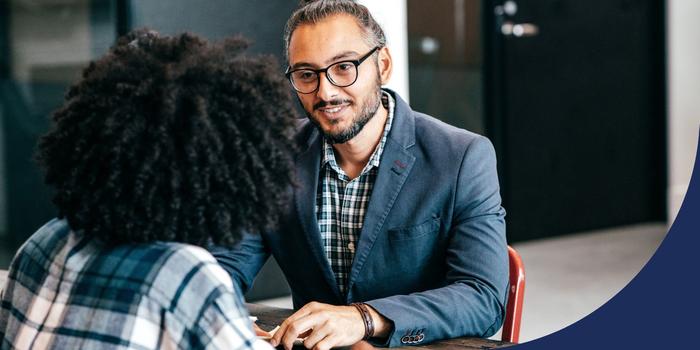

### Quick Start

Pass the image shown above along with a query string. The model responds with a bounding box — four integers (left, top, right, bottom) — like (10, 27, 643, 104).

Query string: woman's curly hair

(36, 29, 298, 247)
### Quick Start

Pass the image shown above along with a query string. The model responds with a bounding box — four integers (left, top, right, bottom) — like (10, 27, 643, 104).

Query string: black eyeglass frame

(285, 46, 381, 94)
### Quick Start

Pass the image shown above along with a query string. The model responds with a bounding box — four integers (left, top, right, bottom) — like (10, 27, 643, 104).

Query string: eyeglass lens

(291, 61, 357, 93)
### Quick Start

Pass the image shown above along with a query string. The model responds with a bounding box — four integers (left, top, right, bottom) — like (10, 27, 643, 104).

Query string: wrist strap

(351, 302, 375, 339)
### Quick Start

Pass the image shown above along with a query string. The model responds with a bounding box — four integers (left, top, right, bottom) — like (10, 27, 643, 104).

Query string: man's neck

(333, 104, 389, 180)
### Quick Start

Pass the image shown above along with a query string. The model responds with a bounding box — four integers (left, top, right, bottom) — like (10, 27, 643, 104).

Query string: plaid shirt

(0, 218, 272, 350)
(316, 92, 395, 295)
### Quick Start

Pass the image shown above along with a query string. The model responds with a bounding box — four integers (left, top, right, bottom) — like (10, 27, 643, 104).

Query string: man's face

(287, 14, 390, 144)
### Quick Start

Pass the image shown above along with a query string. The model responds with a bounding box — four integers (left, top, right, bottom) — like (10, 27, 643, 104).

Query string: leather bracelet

(351, 302, 375, 339)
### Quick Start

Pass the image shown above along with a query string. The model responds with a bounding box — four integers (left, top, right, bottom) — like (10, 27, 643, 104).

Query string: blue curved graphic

(512, 128, 700, 349)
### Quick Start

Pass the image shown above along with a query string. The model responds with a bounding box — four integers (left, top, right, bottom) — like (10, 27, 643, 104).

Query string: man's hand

(253, 323, 271, 337)
(269, 301, 389, 350)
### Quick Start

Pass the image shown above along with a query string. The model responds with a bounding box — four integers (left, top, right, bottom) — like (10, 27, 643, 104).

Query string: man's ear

(377, 46, 393, 85)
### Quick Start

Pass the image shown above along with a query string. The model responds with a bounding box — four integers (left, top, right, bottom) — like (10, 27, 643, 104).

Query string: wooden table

(247, 304, 513, 350)
(0, 270, 513, 349)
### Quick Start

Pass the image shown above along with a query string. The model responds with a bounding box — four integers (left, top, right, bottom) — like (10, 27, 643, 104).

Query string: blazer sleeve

(210, 232, 271, 294)
(365, 136, 509, 347)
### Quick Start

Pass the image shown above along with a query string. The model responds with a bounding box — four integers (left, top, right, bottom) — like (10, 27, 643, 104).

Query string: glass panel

(407, 0, 484, 133)
(0, 0, 117, 267)
(128, 0, 297, 57)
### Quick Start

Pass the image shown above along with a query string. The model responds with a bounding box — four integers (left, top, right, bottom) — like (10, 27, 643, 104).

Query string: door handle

(501, 21, 539, 37)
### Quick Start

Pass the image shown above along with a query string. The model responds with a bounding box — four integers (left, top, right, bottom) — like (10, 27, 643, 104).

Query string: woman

(0, 29, 297, 349)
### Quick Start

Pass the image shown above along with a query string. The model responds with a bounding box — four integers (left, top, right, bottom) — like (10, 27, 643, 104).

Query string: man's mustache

(313, 99, 352, 111)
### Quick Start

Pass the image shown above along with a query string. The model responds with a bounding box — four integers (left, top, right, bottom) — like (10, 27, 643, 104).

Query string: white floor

(505, 223, 666, 342)
(256, 223, 668, 343)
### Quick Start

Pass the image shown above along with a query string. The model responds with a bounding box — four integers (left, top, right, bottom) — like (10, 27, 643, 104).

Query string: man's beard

(306, 84, 382, 144)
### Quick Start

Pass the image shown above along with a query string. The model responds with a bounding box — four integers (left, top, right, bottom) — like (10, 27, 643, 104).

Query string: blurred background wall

(1, 0, 116, 256)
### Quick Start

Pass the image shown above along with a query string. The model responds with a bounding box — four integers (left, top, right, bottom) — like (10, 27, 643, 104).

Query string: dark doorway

(487, 0, 666, 241)
(408, 0, 666, 242)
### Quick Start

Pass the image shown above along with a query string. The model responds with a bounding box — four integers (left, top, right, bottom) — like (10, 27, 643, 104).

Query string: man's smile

(315, 102, 351, 122)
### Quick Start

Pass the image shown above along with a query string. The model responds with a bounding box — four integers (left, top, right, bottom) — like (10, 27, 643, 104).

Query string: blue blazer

(214, 90, 508, 346)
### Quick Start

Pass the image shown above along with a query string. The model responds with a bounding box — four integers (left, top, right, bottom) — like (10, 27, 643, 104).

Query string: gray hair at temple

(283, 0, 387, 62)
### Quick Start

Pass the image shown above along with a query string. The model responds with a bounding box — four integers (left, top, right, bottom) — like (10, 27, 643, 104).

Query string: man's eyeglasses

(285, 46, 381, 94)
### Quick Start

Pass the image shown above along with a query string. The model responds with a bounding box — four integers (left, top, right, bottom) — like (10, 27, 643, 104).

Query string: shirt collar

(321, 91, 395, 177)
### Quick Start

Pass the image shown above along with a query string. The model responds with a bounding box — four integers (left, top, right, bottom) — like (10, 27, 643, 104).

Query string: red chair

(501, 246, 525, 343)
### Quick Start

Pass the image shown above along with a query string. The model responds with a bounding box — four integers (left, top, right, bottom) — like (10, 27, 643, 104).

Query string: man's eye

(336, 63, 353, 71)
(295, 71, 316, 81)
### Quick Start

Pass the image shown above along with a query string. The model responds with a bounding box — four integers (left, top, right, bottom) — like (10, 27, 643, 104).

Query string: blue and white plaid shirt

(316, 92, 395, 295)
(0, 218, 272, 350)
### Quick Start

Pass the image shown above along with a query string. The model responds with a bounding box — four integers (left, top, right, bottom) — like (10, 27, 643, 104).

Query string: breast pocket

(387, 217, 441, 241)
(364, 216, 444, 294)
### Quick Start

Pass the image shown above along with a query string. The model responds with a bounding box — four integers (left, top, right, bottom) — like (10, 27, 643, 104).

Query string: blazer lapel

(346, 91, 416, 297)
(294, 129, 343, 301)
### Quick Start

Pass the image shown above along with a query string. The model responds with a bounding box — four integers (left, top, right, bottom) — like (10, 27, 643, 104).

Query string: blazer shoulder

(411, 111, 493, 154)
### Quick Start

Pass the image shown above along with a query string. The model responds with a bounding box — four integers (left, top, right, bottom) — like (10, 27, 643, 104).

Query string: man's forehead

(289, 48, 365, 69)
(288, 14, 369, 67)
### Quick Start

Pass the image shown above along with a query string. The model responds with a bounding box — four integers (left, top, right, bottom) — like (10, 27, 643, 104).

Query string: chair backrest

(501, 246, 525, 343)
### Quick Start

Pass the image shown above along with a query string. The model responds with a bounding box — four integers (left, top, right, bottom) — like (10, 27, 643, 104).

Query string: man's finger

(253, 323, 270, 337)
(279, 314, 323, 350)
(269, 320, 288, 347)
(302, 320, 331, 349)
(312, 334, 340, 350)
(270, 308, 310, 347)
(299, 329, 312, 338)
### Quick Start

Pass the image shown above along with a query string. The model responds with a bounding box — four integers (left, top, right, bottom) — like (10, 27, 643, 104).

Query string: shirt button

(348, 242, 355, 252)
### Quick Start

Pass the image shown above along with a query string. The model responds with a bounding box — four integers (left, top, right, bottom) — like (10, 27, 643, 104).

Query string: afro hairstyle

(36, 29, 298, 247)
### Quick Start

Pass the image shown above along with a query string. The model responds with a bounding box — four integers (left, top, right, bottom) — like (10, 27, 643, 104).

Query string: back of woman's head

(37, 29, 298, 247)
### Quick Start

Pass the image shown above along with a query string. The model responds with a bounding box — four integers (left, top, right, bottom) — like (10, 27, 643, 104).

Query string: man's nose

(316, 72, 340, 101)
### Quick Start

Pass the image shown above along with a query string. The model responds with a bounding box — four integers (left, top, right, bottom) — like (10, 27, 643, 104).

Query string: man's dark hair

(284, 0, 386, 62)
(36, 29, 298, 247)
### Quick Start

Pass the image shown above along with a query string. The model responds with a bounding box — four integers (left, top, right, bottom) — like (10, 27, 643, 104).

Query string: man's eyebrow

(290, 61, 315, 70)
(290, 51, 361, 70)
(327, 51, 360, 63)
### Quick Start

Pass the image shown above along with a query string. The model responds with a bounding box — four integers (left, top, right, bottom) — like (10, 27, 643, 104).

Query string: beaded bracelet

(351, 302, 375, 340)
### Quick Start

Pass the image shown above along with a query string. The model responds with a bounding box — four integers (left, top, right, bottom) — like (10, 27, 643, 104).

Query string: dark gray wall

(129, 0, 297, 62)
(1, 1, 117, 253)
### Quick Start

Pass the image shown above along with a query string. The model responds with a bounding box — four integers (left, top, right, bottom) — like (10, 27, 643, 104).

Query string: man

(214, 1, 509, 348)
(0, 30, 297, 349)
